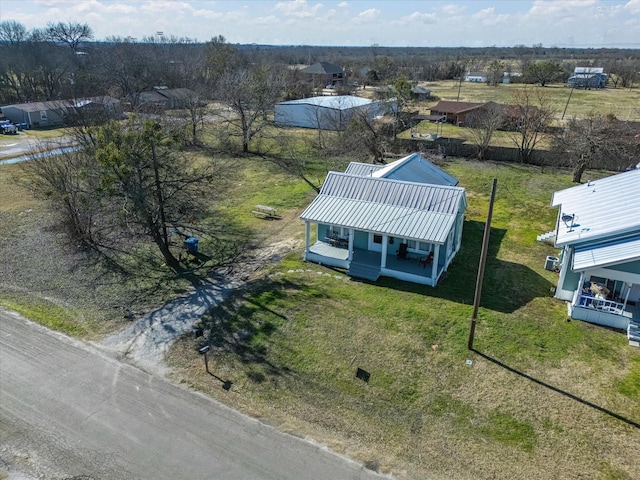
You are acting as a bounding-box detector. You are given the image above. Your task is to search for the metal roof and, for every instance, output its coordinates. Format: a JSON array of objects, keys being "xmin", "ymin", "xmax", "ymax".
[
  {"xmin": 345, "ymin": 162, "xmax": 385, "ymax": 176},
  {"xmin": 301, "ymin": 172, "xmax": 466, "ymax": 243},
  {"xmin": 345, "ymin": 154, "xmax": 459, "ymax": 186},
  {"xmin": 300, "ymin": 196, "xmax": 457, "ymax": 244},
  {"xmin": 551, "ymin": 169, "xmax": 640, "ymax": 246},
  {"xmin": 277, "ymin": 95, "xmax": 372, "ymax": 110},
  {"xmin": 573, "ymin": 234, "xmax": 640, "ymax": 270},
  {"xmin": 371, "ymin": 153, "xmax": 459, "ymax": 186},
  {"xmin": 301, "ymin": 62, "xmax": 344, "ymax": 75}
]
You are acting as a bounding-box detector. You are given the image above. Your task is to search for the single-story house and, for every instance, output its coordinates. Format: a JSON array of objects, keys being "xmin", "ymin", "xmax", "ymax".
[
  {"xmin": 429, "ymin": 101, "xmax": 485, "ymax": 126},
  {"xmin": 274, "ymin": 95, "xmax": 397, "ymax": 131},
  {"xmin": 548, "ymin": 168, "xmax": 640, "ymax": 343},
  {"xmin": 301, "ymin": 62, "xmax": 346, "ymax": 88},
  {"xmin": 567, "ymin": 67, "xmax": 607, "ymax": 89},
  {"xmin": 0, "ymin": 101, "xmax": 68, "ymax": 128},
  {"xmin": 300, "ymin": 153, "xmax": 466, "ymax": 286},
  {"xmin": 464, "ymin": 72, "xmax": 488, "ymax": 83},
  {"xmin": 411, "ymin": 86, "xmax": 432, "ymax": 100},
  {"xmin": 1, "ymin": 97, "xmax": 124, "ymax": 128}
]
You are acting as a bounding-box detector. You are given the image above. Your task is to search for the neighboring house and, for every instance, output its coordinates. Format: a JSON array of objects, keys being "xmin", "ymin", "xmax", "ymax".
[
  {"xmin": 567, "ymin": 67, "xmax": 607, "ymax": 88},
  {"xmin": 548, "ymin": 168, "xmax": 640, "ymax": 343},
  {"xmin": 128, "ymin": 88, "xmax": 198, "ymax": 112},
  {"xmin": 0, "ymin": 101, "xmax": 68, "ymax": 128},
  {"xmin": 274, "ymin": 95, "xmax": 397, "ymax": 131},
  {"xmin": 411, "ymin": 86, "xmax": 432, "ymax": 100},
  {"xmin": 429, "ymin": 101, "xmax": 485, "ymax": 126},
  {"xmin": 301, "ymin": 62, "xmax": 346, "ymax": 88},
  {"xmin": 464, "ymin": 72, "xmax": 488, "ymax": 83},
  {"xmin": 1, "ymin": 96, "xmax": 123, "ymax": 128},
  {"xmin": 300, "ymin": 153, "xmax": 466, "ymax": 286}
]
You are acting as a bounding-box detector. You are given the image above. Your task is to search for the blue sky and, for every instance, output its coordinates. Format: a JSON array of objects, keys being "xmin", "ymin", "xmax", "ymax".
[{"xmin": 1, "ymin": 0, "xmax": 639, "ymax": 48}]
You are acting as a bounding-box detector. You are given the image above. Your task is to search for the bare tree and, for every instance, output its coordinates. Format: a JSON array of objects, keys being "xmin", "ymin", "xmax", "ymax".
[
  {"xmin": 553, "ymin": 115, "xmax": 640, "ymax": 183},
  {"xmin": 45, "ymin": 21, "xmax": 93, "ymax": 53},
  {"xmin": 215, "ymin": 65, "xmax": 284, "ymax": 153},
  {"xmin": 487, "ymin": 60, "xmax": 504, "ymax": 86},
  {"xmin": 466, "ymin": 102, "xmax": 505, "ymax": 159},
  {"xmin": 508, "ymin": 87, "xmax": 556, "ymax": 163}
]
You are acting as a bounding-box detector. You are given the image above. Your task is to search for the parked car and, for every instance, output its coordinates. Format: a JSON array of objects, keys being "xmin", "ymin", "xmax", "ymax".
[
  {"xmin": 1, "ymin": 120, "xmax": 17, "ymax": 134},
  {"xmin": 325, "ymin": 84, "xmax": 334, "ymax": 89}
]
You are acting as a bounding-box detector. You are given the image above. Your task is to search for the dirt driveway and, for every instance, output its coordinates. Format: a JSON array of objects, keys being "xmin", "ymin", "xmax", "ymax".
[{"xmin": 0, "ymin": 131, "xmax": 74, "ymax": 161}]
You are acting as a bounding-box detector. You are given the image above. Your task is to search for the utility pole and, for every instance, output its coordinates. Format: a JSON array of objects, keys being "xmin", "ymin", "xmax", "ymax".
[{"xmin": 468, "ymin": 178, "xmax": 497, "ymax": 350}]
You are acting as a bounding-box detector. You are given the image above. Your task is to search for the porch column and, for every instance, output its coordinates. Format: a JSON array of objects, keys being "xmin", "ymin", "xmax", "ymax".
[
  {"xmin": 573, "ymin": 271, "xmax": 585, "ymax": 306},
  {"xmin": 304, "ymin": 221, "xmax": 310, "ymax": 260},
  {"xmin": 348, "ymin": 228, "xmax": 354, "ymax": 261},
  {"xmin": 381, "ymin": 235, "xmax": 388, "ymax": 268},
  {"xmin": 623, "ymin": 282, "xmax": 632, "ymax": 309},
  {"xmin": 431, "ymin": 245, "xmax": 440, "ymax": 285}
]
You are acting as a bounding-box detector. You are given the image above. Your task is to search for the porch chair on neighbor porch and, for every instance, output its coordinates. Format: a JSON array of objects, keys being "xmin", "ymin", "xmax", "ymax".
[
  {"xmin": 419, "ymin": 252, "xmax": 434, "ymax": 268},
  {"xmin": 397, "ymin": 243, "xmax": 408, "ymax": 260}
]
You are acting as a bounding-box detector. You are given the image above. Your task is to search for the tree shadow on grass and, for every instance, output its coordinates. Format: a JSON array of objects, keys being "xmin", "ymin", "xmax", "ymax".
[
  {"xmin": 376, "ymin": 220, "xmax": 555, "ymax": 314},
  {"xmin": 472, "ymin": 348, "xmax": 640, "ymax": 429}
]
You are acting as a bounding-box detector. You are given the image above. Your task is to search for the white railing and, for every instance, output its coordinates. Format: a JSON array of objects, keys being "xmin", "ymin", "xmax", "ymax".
[{"xmin": 577, "ymin": 295, "xmax": 626, "ymax": 315}]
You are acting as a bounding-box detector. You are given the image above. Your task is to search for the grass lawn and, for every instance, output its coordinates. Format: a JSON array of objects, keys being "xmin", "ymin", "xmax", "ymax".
[{"xmin": 165, "ymin": 159, "xmax": 640, "ymax": 480}]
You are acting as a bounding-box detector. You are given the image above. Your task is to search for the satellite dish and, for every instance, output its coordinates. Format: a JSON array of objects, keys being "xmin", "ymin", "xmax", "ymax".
[{"xmin": 561, "ymin": 213, "xmax": 575, "ymax": 231}]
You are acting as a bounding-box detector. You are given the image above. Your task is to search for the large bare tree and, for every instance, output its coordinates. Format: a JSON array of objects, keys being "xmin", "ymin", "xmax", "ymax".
[
  {"xmin": 466, "ymin": 102, "xmax": 505, "ymax": 159},
  {"xmin": 553, "ymin": 115, "xmax": 640, "ymax": 183},
  {"xmin": 508, "ymin": 87, "xmax": 556, "ymax": 163}
]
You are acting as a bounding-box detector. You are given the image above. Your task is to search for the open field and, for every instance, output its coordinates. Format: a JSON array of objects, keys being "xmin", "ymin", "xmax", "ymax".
[
  {"xmin": 1, "ymin": 138, "xmax": 639, "ymax": 479},
  {"xmin": 413, "ymin": 80, "xmax": 640, "ymax": 122}
]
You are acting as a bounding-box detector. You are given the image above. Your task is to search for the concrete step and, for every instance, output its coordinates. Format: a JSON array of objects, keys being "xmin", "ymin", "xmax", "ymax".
[{"xmin": 348, "ymin": 262, "xmax": 380, "ymax": 282}]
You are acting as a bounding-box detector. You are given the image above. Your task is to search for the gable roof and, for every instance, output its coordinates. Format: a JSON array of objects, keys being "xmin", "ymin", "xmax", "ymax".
[
  {"xmin": 345, "ymin": 154, "xmax": 458, "ymax": 186},
  {"xmin": 430, "ymin": 101, "xmax": 485, "ymax": 114},
  {"xmin": 3, "ymin": 100, "xmax": 68, "ymax": 113},
  {"xmin": 301, "ymin": 172, "xmax": 466, "ymax": 243},
  {"xmin": 573, "ymin": 233, "xmax": 640, "ymax": 270},
  {"xmin": 552, "ymin": 169, "xmax": 640, "ymax": 247},
  {"xmin": 301, "ymin": 62, "xmax": 344, "ymax": 75}
]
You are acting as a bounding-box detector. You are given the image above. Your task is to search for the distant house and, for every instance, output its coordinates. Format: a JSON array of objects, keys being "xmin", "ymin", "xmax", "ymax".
[
  {"xmin": 429, "ymin": 101, "xmax": 485, "ymax": 126},
  {"xmin": 567, "ymin": 67, "xmax": 607, "ymax": 89},
  {"xmin": 300, "ymin": 153, "xmax": 466, "ymax": 286},
  {"xmin": 301, "ymin": 62, "xmax": 346, "ymax": 88},
  {"xmin": 274, "ymin": 95, "xmax": 397, "ymax": 131},
  {"xmin": 129, "ymin": 88, "xmax": 199, "ymax": 112},
  {"xmin": 0, "ymin": 96, "xmax": 122, "ymax": 128},
  {"xmin": 464, "ymin": 72, "xmax": 488, "ymax": 83},
  {"xmin": 548, "ymin": 169, "xmax": 640, "ymax": 343},
  {"xmin": 0, "ymin": 101, "xmax": 67, "ymax": 128},
  {"xmin": 411, "ymin": 86, "xmax": 432, "ymax": 100}
]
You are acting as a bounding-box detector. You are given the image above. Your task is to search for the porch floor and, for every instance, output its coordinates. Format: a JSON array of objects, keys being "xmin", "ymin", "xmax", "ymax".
[{"xmin": 308, "ymin": 241, "xmax": 434, "ymax": 279}]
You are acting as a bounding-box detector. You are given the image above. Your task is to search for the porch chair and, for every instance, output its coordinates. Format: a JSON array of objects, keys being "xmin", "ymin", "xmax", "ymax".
[
  {"xmin": 397, "ymin": 243, "xmax": 408, "ymax": 260},
  {"xmin": 419, "ymin": 252, "xmax": 434, "ymax": 268}
]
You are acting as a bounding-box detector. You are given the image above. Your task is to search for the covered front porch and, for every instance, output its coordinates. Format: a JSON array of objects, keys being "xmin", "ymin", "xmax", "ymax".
[{"xmin": 305, "ymin": 240, "xmax": 441, "ymax": 286}]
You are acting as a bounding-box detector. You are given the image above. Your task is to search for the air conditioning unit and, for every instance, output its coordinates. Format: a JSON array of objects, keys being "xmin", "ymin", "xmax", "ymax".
[{"xmin": 545, "ymin": 256, "xmax": 559, "ymax": 271}]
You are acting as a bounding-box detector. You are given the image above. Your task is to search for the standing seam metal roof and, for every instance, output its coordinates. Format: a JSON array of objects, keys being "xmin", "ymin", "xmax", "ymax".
[{"xmin": 551, "ymin": 169, "xmax": 640, "ymax": 246}]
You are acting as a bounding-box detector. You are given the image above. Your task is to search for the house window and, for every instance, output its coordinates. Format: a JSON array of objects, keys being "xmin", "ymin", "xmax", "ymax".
[
  {"xmin": 40, "ymin": 111, "xmax": 48, "ymax": 120},
  {"xmin": 329, "ymin": 226, "xmax": 348, "ymax": 238},
  {"xmin": 373, "ymin": 234, "xmax": 382, "ymax": 244}
]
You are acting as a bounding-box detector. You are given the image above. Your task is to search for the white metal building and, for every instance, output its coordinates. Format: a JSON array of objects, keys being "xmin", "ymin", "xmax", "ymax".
[{"xmin": 274, "ymin": 95, "xmax": 396, "ymax": 131}]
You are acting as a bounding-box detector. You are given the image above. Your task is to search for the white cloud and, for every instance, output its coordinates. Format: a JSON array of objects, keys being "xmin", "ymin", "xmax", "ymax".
[
  {"xmin": 337, "ymin": 1, "xmax": 348, "ymax": 7},
  {"xmin": 625, "ymin": 0, "xmax": 640, "ymax": 14},
  {"xmin": 275, "ymin": 0, "xmax": 323, "ymax": 18},
  {"xmin": 356, "ymin": 8, "xmax": 380, "ymax": 21},
  {"xmin": 441, "ymin": 4, "xmax": 466, "ymax": 15},
  {"xmin": 402, "ymin": 11, "xmax": 437, "ymax": 24}
]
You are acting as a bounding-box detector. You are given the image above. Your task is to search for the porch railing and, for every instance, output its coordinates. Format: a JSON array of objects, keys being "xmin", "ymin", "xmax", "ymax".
[{"xmin": 577, "ymin": 294, "xmax": 626, "ymax": 315}]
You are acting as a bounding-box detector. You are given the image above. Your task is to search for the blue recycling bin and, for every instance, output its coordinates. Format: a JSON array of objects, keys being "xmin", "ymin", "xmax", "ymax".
[{"xmin": 184, "ymin": 237, "xmax": 198, "ymax": 253}]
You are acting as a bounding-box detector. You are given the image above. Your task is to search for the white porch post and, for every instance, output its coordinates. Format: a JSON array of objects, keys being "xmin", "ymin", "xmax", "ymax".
[
  {"xmin": 573, "ymin": 271, "xmax": 585, "ymax": 305},
  {"xmin": 623, "ymin": 282, "xmax": 632, "ymax": 309},
  {"xmin": 431, "ymin": 245, "xmax": 440, "ymax": 285},
  {"xmin": 304, "ymin": 221, "xmax": 310, "ymax": 260},
  {"xmin": 381, "ymin": 235, "xmax": 388, "ymax": 268},
  {"xmin": 348, "ymin": 228, "xmax": 354, "ymax": 261}
]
